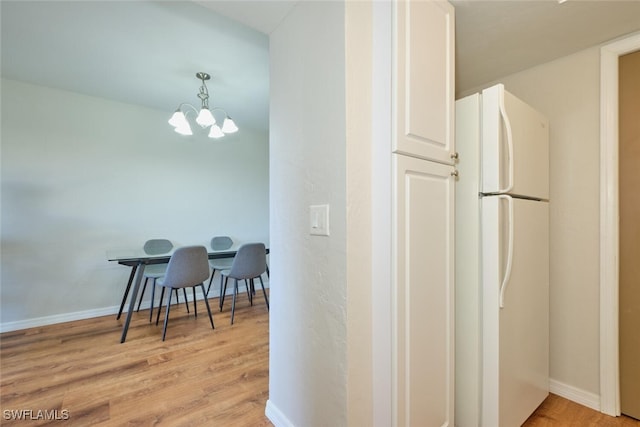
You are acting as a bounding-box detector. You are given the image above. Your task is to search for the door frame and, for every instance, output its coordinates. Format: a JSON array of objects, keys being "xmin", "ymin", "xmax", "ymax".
[{"xmin": 599, "ymin": 31, "xmax": 640, "ymax": 417}]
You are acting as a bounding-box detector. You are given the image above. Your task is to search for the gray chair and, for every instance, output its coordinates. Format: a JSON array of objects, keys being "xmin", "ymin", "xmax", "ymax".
[
  {"xmin": 155, "ymin": 246, "xmax": 214, "ymax": 341},
  {"xmin": 220, "ymin": 243, "xmax": 269, "ymax": 324},
  {"xmin": 135, "ymin": 239, "xmax": 189, "ymax": 321},
  {"xmin": 205, "ymin": 236, "xmax": 235, "ymax": 308}
]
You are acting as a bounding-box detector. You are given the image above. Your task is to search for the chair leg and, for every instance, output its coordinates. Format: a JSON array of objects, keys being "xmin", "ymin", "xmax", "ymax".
[
  {"xmin": 149, "ymin": 279, "xmax": 157, "ymax": 322},
  {"xmin": 231, "ymin": 278, "xmax": 238, "ymax": 325},
  {"xmin": 220, "ymin": 276, "xmax": 228, "ymax": 311},
  {"xmin": 192, "ymin": 287, "xmax": 198, "ymax": 318},
  {"xmin": 206, "ymin": 269, "xmax": 217, "ymax": 297},
  {"xmin": 161, "ymin": 287, "xmax": 173, "ymax": 341},
  {"xmin": 199, "ymin": 284, "xmax": 215, "ymax": 330},
  {"xmin": 136, "ymin": 278, "xmax": 149, "ymax": 312},
  {"xmin": 171, "ymin": 288, "xmax": 188, "ymax": 313},
  {"xmin": 245, "ymin": 279, "xmax": 253, "ymax": 306},
  {"xmin": 266, "ymin": 263, "xmax": 270, "ymax": 278},
  {"xmin": 259, "ymin": 276, "xmax": 269, "ymax": 310},
  {"xmin": 182, "ymin": 288, "xmax": 189, "ymax": 313},
  {"xmin": 156, "ymin": 287, "xmax": 166, "ymax": 326}
]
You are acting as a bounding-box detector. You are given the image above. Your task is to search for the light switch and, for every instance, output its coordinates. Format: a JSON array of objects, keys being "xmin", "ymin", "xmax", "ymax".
[{"xmin": 309, "ymin": 204, "xmax": 330, "ymax": 236}]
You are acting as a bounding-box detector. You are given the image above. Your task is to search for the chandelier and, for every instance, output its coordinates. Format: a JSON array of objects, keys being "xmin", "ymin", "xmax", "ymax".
[{"xmin": 168, "ymin": 72, "xmax": 238, "ymax": 138}]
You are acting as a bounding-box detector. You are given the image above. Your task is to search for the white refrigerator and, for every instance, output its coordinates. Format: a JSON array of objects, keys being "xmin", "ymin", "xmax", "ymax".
[{"xmin": 455, "ymin": 84, "xmax": 550, "ymax": 427}]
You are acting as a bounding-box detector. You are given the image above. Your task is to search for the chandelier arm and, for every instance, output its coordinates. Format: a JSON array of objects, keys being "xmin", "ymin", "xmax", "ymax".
[
  {"xmin": 209, "ymin": 107, "xmax": 230, "ymax": 117},
  {"xmin": 176, "ymin": 103, "xmax": 199, "ymax": 116}
]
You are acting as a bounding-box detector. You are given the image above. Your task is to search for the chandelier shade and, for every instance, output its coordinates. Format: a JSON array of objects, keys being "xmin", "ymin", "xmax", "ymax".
[
  {"xmin": 174, "ymin": 123, "xmax": 193, "ymax": 136},
  {"xmin": 208, "ymin": 125, "xmax": 225, "ymax": 138},
  {"xmin": 168, "ymin": 72, "xmax": 238, "ymax": 139},
  {"xmin": 221, "ymin": 117, "xmax": 239, "ymax": 133},
  {"xmin": 168, "ymin": 110, "xmax": 188, "ymax": 128},
  {"xmin": 196, "ymin": 108, "xmax": 216, "ymax": 127}
]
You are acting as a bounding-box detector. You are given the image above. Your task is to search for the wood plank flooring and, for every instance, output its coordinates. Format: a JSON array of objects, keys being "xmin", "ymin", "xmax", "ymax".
[
  {"xmin": 1, "ymin": 292, "xmax": 271, "ymax": 426},
  {"xmin": 524, "ymin": 393, "xmax": 639, "ymax": 426},
  {"xmin": 2, "ymin": 292, "xmax": 639, "ymax": 426}
]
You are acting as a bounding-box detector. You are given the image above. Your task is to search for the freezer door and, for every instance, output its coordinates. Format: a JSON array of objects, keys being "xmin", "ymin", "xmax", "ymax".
[
  {"xmin": 481, "ymin": 195, "xmax": 549, "ymax": 427},
  {"xmin": 481, "ymin": 84, "xmax": 549, "ymax": 200}
]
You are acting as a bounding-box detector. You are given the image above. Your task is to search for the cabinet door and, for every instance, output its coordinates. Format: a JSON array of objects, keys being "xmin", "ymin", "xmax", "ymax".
[
  {"xmin": 393, "ymin": 0, "xmax": 455, "ymax": 164},
  {"xmin": 393, "ymin": 154, "xmax": 455, "ymax": 427}
]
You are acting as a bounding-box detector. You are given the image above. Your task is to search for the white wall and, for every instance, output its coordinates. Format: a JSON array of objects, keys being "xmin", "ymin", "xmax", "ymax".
[
  {"xmin": 461, "ymin": 46, "xmax": 602, "ymax": 401},
  {"xmin": 1, "ymin": 78, "xmax": 269, "ymax": 330},
  {"xmin": 267, "ymin": 1, "xmax": 348, "ymax": 426}
]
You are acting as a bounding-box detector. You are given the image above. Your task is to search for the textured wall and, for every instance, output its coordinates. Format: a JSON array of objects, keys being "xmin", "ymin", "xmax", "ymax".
[{"xmin": 268, "ymin": 1, "xmax": 348, "ymax": 425}]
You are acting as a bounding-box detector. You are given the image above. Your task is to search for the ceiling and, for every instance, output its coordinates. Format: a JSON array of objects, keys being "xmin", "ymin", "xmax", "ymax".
[
  {"xmin": 451, "ymin": 0, "xmax": 640, "ymax": 94},
  {"xmin": 2, "ymin": 1, "xmax": 640, "ymax": 134},
  {"xmin": 0, "ymin": 1, "xmax": 271, "ymax": 133}
]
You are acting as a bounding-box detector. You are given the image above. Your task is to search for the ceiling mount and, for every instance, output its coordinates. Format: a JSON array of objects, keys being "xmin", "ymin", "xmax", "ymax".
[{"xmin": 196, "ymin": 72, "xmax": 211, "ymax": 81}]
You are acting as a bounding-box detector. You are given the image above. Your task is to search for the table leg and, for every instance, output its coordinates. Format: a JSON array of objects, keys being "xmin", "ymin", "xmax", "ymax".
[
  {"xmin": 117, "ymin": 265, "xmax": 138, "ymax": 320},
  {"xmin": 120, "ymin": 263, "xmax": 146, "ymax": 343}
]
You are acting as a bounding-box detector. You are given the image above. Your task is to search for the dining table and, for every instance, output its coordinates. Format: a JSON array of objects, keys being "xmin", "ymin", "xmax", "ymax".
[{"xmin": 107, "ymin": 245, "xmax": 263, "ymax": 343}]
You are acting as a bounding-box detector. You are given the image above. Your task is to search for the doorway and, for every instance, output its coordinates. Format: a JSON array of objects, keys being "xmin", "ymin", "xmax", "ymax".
[
  {"xmin": 600, "ymin": 33, "xmax": 640, "ymax": 416},
  {"xmin": 619, "ymin": 49, "xmax": 640, "ymax": 420}
]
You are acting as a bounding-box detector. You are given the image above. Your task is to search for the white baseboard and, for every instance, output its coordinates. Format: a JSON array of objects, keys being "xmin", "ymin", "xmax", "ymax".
[
  {"xmin": 265, "ymin": 399, "xmax": 295, "ymax": 427},
  {"xmin": 0, "ymin": 306, "xmax": 120, "ymax": 334},
  {"xmin": 0, "ymin": 281, "xmax": 269, "ymax": 334},
  {"xmin": 550, "ymin": 378, "xmax": 601, "ymax": 412}
]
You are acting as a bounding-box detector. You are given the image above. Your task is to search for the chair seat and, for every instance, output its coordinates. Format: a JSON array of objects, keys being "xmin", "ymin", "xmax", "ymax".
[
  {"xmin": 143, "ymin": 264, "xmax": 168, "ymax": 278},
  {"xmin": 206, "ymin": 260, "xmax": 234, "ymax": 300},
  {"xmin": 209, "ymin": 258, "xmax": 233, "ymax": 270},
  {"xmin": 131, "ymin": 239, "xmax": 174, "ymax": 318}
]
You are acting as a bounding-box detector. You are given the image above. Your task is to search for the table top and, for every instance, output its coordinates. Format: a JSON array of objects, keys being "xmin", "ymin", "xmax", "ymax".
[
  {"xmin": 107, "ymin": 246, "xmax": 240, "ymax": 263},
  {"xmin": 107, "ymin": 245, "xmax": 268, "ymax": 264}
]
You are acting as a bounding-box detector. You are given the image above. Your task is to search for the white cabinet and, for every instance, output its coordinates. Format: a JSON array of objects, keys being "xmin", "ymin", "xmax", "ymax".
[
  {"xmin": 393, "ymin": 154, "xmax": 455, "ymax": 427},
  {"xmin": 391, "ymin": 1, "xmax": 456, "ymax": 426},
  {"xmin": 393, "ymin": 0, "xmax": 455, "ymax": 165}
]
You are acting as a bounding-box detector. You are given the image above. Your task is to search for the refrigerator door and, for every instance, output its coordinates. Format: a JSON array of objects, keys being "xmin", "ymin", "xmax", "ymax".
[
  {"xmin": 481, "ymin": 195, "xmax": 549, "ymax": 427},
  {"xmin": 481, "ymin": 84, "xmax": 549, "ymax": 200}
]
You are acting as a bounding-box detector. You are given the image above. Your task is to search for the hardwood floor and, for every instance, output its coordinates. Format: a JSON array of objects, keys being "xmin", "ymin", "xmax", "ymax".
[
  {"xmin": 1, "ymin": 292, "xmax": 271, "ymax": 426},
  {"xmin": 2, "ymin": 293, "xmax": 639, "ymax": 426},
  {"xmin": 524, "ymin": 393, "xmax": 639, "ymax": 427}
]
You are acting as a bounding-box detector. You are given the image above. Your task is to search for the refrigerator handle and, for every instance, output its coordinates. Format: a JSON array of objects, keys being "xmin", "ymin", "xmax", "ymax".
[
  {"xmin": 498, "ymin": 195, "xmax": 514, "ymax": 308},
  {"xmin": 498, "ymin": 89, "xmax": 514, "ymax": 193}
]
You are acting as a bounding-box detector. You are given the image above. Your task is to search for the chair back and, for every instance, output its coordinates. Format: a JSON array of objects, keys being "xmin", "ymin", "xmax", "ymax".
[
  {"xmin": 144, "ymin": 239, "xmax": 173, "ymax": 255},
  {"xmin": 211, "ymin": 236, "xmax": 233, "ymax": 250},
  {"xmin": 228, "ymin": 243, "xmax": 266, "ymax": 280},
  {"xmin": 161, "ymin": 246, "xmax": 210, "ymax": 289}
]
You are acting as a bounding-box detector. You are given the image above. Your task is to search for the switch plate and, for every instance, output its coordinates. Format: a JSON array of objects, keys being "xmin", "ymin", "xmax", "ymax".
[{"xmin": 309, "ymin": 204, "xmax": 330, "ymax": 236}]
